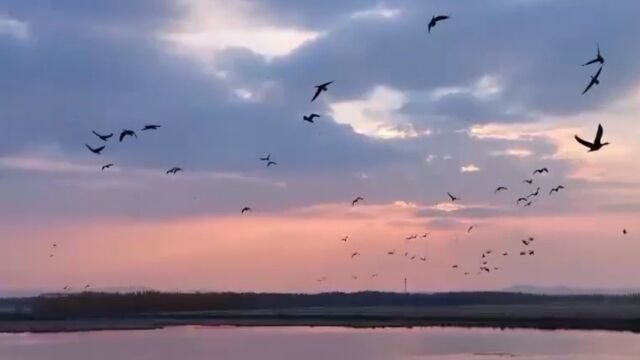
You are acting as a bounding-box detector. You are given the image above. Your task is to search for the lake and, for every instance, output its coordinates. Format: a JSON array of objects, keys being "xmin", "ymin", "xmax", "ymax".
[{"xmin": 0, "ymin": 326, "xmax": 639, "ymax": 359}]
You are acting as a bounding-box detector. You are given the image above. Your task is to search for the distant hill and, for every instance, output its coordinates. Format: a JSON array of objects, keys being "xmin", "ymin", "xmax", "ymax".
[
  {"xmin": 0, "ymin": 286, "xmax": 154, "ymax": 298},
  {"xmin": 505, "ymin": 285, "xmax": 640, "ymax": 295}
]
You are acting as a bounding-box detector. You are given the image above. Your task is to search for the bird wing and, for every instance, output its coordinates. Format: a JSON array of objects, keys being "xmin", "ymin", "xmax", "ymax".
[
  {"xmin": 582, "ymin": 79, "xmax": 595, "ymax": 95},
  {"xmin": 582, "ymin": 59, "xmax": 598, "ymax": 66},
  {"xmin": 435, "ymin": 15, "xmax": 449, "ymax": 21},
  {"xmin": 311, "ymin": 87, "xmax": 323, "ymax": 102},
  {"xmin": 593, "ymin": 66, "xmax": 603, "ymax": 79},
  {"xmin": 595, "ymin": 123, "xmax": 604, "ymax": 143},
  {"xmin": 574, "ymin": 135, "xmax": 594, "ymax": 148},
  {"xmin": 119, "ymin": 132, "xmax": 126, "ymax": 141}
]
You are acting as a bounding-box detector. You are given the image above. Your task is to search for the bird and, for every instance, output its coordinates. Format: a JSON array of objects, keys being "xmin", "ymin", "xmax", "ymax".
[
  {"xmin": 371, "ymin": 274, "xmax": 378, "ymax": 278},
  {"xmin": 575, "ymin": 123, "xmax": 609, "ymax": 152},
  {"xmin": 529, "ymin": 250, "xmax": 535, "ymax": 256},
  {"xmin": 420, "ymin": 257, "xmax": 427, "ymax": 262},
  {"xmin": 482, "ymin": 254, "xmax": 486, "ymax": 259},
  {"xmin": 166, "ymin": 167, "xmax": 183, "ymax": 175},
  {"xmin": 517, "ymin": 197, "xmax": 528, "ymax": 204},
  {"xmin": 303, "ymin": 113, "xmax": 320, "ymax": 123},
  {"xmin": 92, "ymin": 131, "xmax": 113, "ymax": 142},
  {"xmin": 119, "ymin": 129, "xmax": 137, "ymax": 142},
  {"xmin": 403, "ymin": 252, "xmax": 409, "ymax": 257},
  {"xmin": 481, "ymin": 267, "xmax": 491, "ymax": 273},
  {"xmin": 84, "ymin": 284, "xmax": 91, "ymax": 289},
  {"xmin": 341, "ymin": 236, "xmax": 349, "ymax": 242},
  {"xmin": 533, "ymin": 168, "xmax": 549, "ymax": 175},
  {"xmin": 266, "ymin": 161, "xmax": 277, "ymax": 167},
  {"xmin": 101, "ymin": 163, "xmax": 114, "ymax": 171},
  {"xmin": 406, "ymin": 234, "xmax": 418, "ymax": 240},
  {"xmin": 528, "ymin": 237, "xmax": 535, "ymax": 242},
  {"xmin": 49, "ymin": 254, "xmax": 54, "ymax": 258},
  {"xmin": 522, "ymin": 239, "xmax": 531, "ymax": 246},
  {"xmin": 520, "ymin": 251, "xmax": 526, "ymax": 256},
  {"xmin": 422, "ymin": 232, "xmax": 430, "ymax": 238},
  {"xmin": 387, "ymin": 250, "xmax": 396, "ymax": 255},
  {"xmin": 623, "ymin": 229, "xmax": 628, "ymax": 235},
  {"xmin": 447, "ymin": 192, "xmax": 459, "ymax": 202},
  {"xmin": 549, "ymin": 185, "xmax": 565, "ymax": 195},
  {"xmin": 486, "ymin": 250, "xmax": 493, "ymax": 255},
  {"xmin": 467, "ymin": 225, "xmax": 475, "ymax": 233},
  {"xmin": 582, "ymin": 43, "xmax": 604, "ymax": 67},
  {"xmin": 527, "ymin": 187, "xmax": 541, "ymax": 198},
  {"xmin": 259, "ymin": 153, "xmax": 271, "ymax": 162},
  {"xmin": 502, "ymin": 252, "xmax": 508, "ymax": 256},
  {"xmin": 85, "ymin": 144, "xmax": 105, "ymax": 155},
  {"xmin": 241, "ymin": 207, "xmax": 252, "ymax": 214},
  {"xmin": 524, "ymin": 201, "xmax": 533, "ymax": 207},
  {"xmin": 52, "ymin": 243, "xmax": 58, "ymax": 248},
  {"xmin": 464, "ymin": 272, "xmax": 470, "ymax": 276},
  {"xmin": 410, "ymin": 255, "xmax": 416, "ymax": 260},
  {"xmin": 351, "ymin": 196, "xmax": 364, "ymax": 206},
  {"xmin": 351, "ymin": 252, "xmax": 360, "ymax": 259},
  {"xmin": 582, "ymin": 66, "xmax": 603, "ymax": 95},
  {"xmin": 523, "ymin": 179, "xmax": 533, "ymax": 184},
  {"xmin": 494, "ymin": 186, "xmax": 508, "ymax": 194},
  {"xmin": 311, "ymin": 81, "xmax": 333, "ymax": 102},
  {"xmin": 141, "ymin": 124, "xmax": 161, "ymax": 131},
  {"xmin": 452, "ymin": 265, "xmax": 459, "ymax": 269},
  {"xmin": 63, "ymin": 286, "xmax": 71, "ymax": 291},
  {"xmin": 428, "ymin": 15, "xmax": 450, "ymax": 33}
]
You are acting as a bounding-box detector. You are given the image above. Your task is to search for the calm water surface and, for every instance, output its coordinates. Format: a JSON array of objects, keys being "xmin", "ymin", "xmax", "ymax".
[{"xmin": 0, "ymin": 326, "xmax": 639, "ymax": 359}]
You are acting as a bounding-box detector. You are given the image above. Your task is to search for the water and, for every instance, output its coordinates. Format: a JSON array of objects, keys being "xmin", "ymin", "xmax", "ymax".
[{"xmin": 0, "ymin": 326, "xmax": 639, "ymax": 359}]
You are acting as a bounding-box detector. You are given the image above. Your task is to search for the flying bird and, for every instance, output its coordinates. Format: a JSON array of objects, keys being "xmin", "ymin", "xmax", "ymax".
[
  {"xmin": 351, "ymin": 252, "xmax": 360, "ymax": 259},
  {"xmin": 259, "ymin": 153, "xmax": 271, "ymax": 161},
  {"xmin": 371, "ymin": 274, "xmax": 378, "ymax": 278},
  {"xmin": 623, "ymin": 229, "xmax": 628, "ymax": 235},
  {"xmin": 420, "ymin": 257, "xmax": 427, "ymax": 262},
  {"xmin": 494, "ymin": 186, "xmax": 508, "ymax": 194},
  {"xmin": 517, "ymin": 197, "xmax": 528, "ymax": 204},
  {"xmin": 527, "ymin": 187, "xmax": 541, "ymax": 198},
  {"xmin": 119, "ymin": 129, "xmax": 137, "ymax": 142},
  {"xmin": 447, "ymin": 192, "xmax": 459, "ymax": 202},
  {"xmin": 523, "ymin": 179, "xmax": 533, "ymax": 185},
  {"xmin": 387, "ymin": 250, "xmax": 396, "ymax": 255},
  {"xmin": 351, "ymin": 196, "xmax": 364, "ymax": 206},
  {"xmin": 582, "ymin": 43, "xmax": 604, "ymax": 67},
  {"xmin": 575, "ymin": 123, "xmax": 609, "ymax": 152},
  {"xmin": 266, "ymin": 161, "xmax": 277, "ymax": 167},
  {"xmin": 101, "ymin": 163, "xmax": 114, "ymax": 171},
  {"xmin": 166, "ymin": 167, "xmax": 183, "ymax": 175},
  {"xmin": 241, "ymin": 207, "xmax": 252, "ymax": 214},
  {"xmin": 303, "ymin": 113, "xmax": 320, "ymax": 123},
  {"xmin": 452, "ymin": 264, "xmax": 459, "ymax": 269},
  {"xmin": 529, "ymin": 250, "xmax": 535, "ymax": 256},
  {"xmin": 410, "ymin": 255, "xmax": 416, "ymax": 261},
  {"xmin": 533, "ymin": 168, "xmax": 549, "ymax": 175},
  {"xmin": 520, "ymin": 251, "xmax": 526, "ymax": 256},
  {"xmin": 428, "ymin": 15, "xmax": 450, "ymax": 33},
  {"xmin": 311, "ymin": 81, "xmax": 333, "ymax": 102},
  {"xmin": 406, "ymin": 234, "xmax": 418, "ymax": 240},
  {"xmin": 141, "ymin": 124, "xmax": 161, "ymax": 131},
  {"xmin": 522, "ymin": 239, "xmax": 531, "ymax": 246},
  {"xmin": 422, "ymin": 232, "xmax": 430, "ymax": 238},
  {"xmin": 524, "ymin": 201, "xmax": 533, "ymax": 207},
  {"xmin": 549, "ymin": 185, "xmax": 565, "ymax": 195},
  {"xmin": 92, "ymin": 131, "xmax": 113, "ymax": 142},
  {"xmin": 85, "ymin": 144, "xmax": 105, "ymax": 155},
  {"xmin": 341, "ymin": 236, "xmax": 349, "ymax": 242},
  {"xmin": 502, "ymin": 252, "xmax": 508, "ymax": 256},
  {"xmin": 84, "ymin": 284, "xmax": 91, "ymax": 289},
  {"xmin": 467, "ymin": 225, "xmax": 475, "ymax": 233},
  {"xmin": 582, "ymin": 66, "xmax": 603, "ymax": 95}
]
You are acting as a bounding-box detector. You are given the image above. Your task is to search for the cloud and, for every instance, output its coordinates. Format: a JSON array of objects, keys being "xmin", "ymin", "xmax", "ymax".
[
  {"xmin": 0, "ymin": 14, "xmax": 30, "ymax": 42},
  {"xmin": 460, "ymin": 164, "xmax": 480, "ymax": 173}
]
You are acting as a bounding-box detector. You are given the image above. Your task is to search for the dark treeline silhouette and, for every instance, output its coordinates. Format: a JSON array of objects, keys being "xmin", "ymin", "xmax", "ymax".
[{"xmin": 13, "ymin": 291, "xmax": 640, "ymax": 319}]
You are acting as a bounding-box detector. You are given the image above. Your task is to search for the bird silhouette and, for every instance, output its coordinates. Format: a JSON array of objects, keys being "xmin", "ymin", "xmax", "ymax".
[
  {"xmin": 166, "ymin": 167, "xmax": 183, "ymax": 175},
  {"xmin": 351, "ymin": 196, "xmax": 364, "ymax": 206},
  {"xmin": 406, "ymin": 234, "xmax": 418, "ymax": 240},
  {"xmin": 311, "ymin": 81, "xmax": 333, "ymax": 102},
  {"xmin": 266, "ymin": 161, "xmax": 277, "ymax": 167},
  {"xmin": 259, "ymin": 153, "xmax": 271, "ymax": 161},
  {"xmin": 303, "ymin": 113, "xmax": 320, "ymax": 123},
  {"xmin": 524, "ymin": 201, "xmax": 533, "ymax": 207},
  {"xmin": 520, "ymin": 251, "xmax": 526, "ymax": 256},
  {"xmin": 575, "ymin": 124, "xmax": 609, "ymax": 152},
  {"xmin": 523, "ymin": 179, "xmax": 533, "ymax": 184},
  {"xmin": 533, "ymin": 168, "xmax": 549, "ymax": 175},
  {"xmin": 387, "ymin": 250, "xmax": 396, "ymax": 255},
  {"xmin": 529, "ymin": 250, "xmax": 535, "ymax": 256},
  {"xmin": 517, "ymin": 197, "xmax": 528, "ymax": 204},
  {"xmin": 502, "ymin": 252, "xmax": 508, "ymax": 256},
  {"xmin": 371, "ymin": 274, "xmax": 378, "ymax": 278},
  {"xmin": 101, "ymin": 163, "xmax": 114, "ymax": 171},
  {"xmin": 582, "ymin": 66, "xmax": 603, "ymax": 95},
  {"xmin": 467, "ymin": 225, "xmax": 475, "ymax": 233},
  {"xmin": 84, "ymin": 284, "xmax": 91, "ymax": 289},
  {"xmin": 447, "ymin": 192, "xmax": 459, "ymax": 202},
  {"xmin": 623, "ymin": 229, "xmax": 628, "ymax": 235},
  {"xmin": 341, "ymin": 236, "xmax": 349, "ymax": 242},
  {"xmin": 351, "ymin": 252, "xmax": 360, "ymax": 259},
  {"xmin": 582, "ymin": 43, "xmax": 604, "ymax": 66},
  {"xmin": 527, "ymin": 187, "xmax": 541, "ymax": 198},
  {"xmin": 549, "ymin": 185, "xmax": 565, "ymax": 195},
  {"xmin": 141, "ymin": 124, "xmax": 161, "ymax": 131},
  {"xmin": 422, "ymin": 232, "xmax": 430, "ymax": 238},
  {"xmin": 494, "ymin": 186, "xmax": 508, "ymax": 194},
  {"xmin": 410, "ymin": 255, "xmax": 416, "ymax": 260},
  {"xmin": 92, "ymin": 131, "xmax": 113, "ymax": 142},
  {"xmin": 85, "ymin": 144, "xmax": 105, "ymax": 155},
  {"xmin": 452, "ymin": 264, "xmax": 459, "ymax": 269},
  {"xmin": 428, "ymin": 15, "xmax": 450, "ymax": 33},
  {"xmin": 420, "ymin": 256, "xmax": 427, "ymax": 262},
  {"xmin": 119, "ymin": 129, "xmax": 137, "ymax": 142},
  {"xmin": 522, "ymin": 239, "xmax": 531, "ymax": 246},
  {"xmin": 241, "ymin": 207, "xmax": 252, "ymax": 214}
]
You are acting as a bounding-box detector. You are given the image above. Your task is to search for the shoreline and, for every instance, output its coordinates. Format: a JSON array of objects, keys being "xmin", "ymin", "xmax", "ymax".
[{"xmin": 2, "ymin": 315, "xmax": 640, "ymax": 334}]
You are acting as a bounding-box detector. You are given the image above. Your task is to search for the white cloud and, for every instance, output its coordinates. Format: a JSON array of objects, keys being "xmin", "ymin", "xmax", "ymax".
[
  {"xmin": 490, "ymin": 148, "xmax": 533, "ymax": 158},
  {"xmin": 0, "ymin": 14, "xmax": 30, "ymax": 42},
  {"xmin": 460, "ymin": 164, "xmax": 480, "ymax": 173},
  {"xmin": 162, "ymin": 0, "xmax": 320, "ymax": 63},
  {"xmin": 330, "ymin": 85, "xmax": 428, "ymax": 139},
  {"xmin": 350, "ymin": 7, "xmax": 402, "ymax": 20}
]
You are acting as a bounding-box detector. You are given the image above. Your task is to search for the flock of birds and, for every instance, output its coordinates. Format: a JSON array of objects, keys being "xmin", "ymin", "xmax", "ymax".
[{"xmin": 57, "ymin": 12, "xmax": 626, "ymax": 292}]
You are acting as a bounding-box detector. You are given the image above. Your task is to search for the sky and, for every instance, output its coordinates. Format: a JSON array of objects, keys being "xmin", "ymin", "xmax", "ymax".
[{"xmin": 1, "ymin": 0, "xmax": 639, "ymax": 294}]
